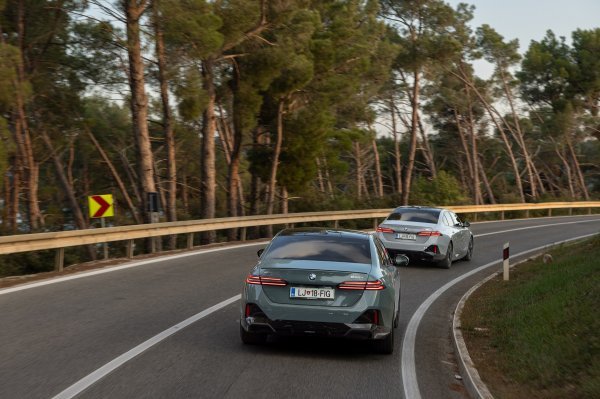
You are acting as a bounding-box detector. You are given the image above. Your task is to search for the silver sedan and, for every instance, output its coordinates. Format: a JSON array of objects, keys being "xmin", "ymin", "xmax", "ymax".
[{"xmin": 376, "ymin": 206, "xmax": 474, "ymax": 268}]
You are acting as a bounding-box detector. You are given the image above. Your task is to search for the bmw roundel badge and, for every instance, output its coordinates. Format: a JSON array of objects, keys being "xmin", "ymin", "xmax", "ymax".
[{"xmin": 309, "ymin": 273, "xmax": 316, "ymax": 280}]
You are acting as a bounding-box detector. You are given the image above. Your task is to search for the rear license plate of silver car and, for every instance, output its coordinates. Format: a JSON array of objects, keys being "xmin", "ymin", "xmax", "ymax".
[{"xmin": 396, "ymin": 233, "xmax": 416, "ymax": 240}]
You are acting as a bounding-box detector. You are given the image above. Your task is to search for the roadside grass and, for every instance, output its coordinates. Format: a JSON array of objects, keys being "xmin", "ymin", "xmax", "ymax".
[{"xmin": 461, "ymin": 235, "xmax": 600, "ymax": 399}]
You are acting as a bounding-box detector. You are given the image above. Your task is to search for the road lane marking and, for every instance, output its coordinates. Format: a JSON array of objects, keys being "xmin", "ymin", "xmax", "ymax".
[
  {"xmin": 401, "ymin": 231, "xmax": 599, "ymax": 399},
  {"xmin": 51, "ymin": 294, "xmax": 241, "ymax": 399},
  {"xmin": 0, "ymin": 242, "xmax": 267, "ymax": 296},
  {"xmin": 474, "ymin": 218, "xmax": 599, "ymax": 237}
]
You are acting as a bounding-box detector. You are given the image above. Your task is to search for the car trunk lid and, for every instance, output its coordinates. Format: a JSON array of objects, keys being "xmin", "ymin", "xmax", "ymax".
[{"xmin": 259, "ymin": 259, "xmax": 372, "ymax": 307}]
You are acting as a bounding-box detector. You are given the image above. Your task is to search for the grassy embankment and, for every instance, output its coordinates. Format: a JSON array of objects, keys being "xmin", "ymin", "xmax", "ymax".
[{"xmin": 461, "ymin": 235, "xmax": 600, "ymax": 399}]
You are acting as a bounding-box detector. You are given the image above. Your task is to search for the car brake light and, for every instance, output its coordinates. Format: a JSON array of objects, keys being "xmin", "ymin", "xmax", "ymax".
[
  {"xmin": 245, "ymin": 275, "xmax": 288, "ymax": 286},
  {"xmin": 338, "ymin": 280, "xmax": 385, "ymax": 290},
  {"xmin": 417, "ymin": 230, "xmax": 442, "ymax": 237},
  {"xmin": 376, "ymin": 226, "xmax": 394, "ymax": 233}
]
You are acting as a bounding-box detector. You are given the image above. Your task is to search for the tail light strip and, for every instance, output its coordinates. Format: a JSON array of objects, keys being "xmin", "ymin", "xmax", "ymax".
[
  {"xmin": 245, "ymin": 275, "xmax": 288, "ymax": 286},
  {"xmin": 338, "ymin": 280, "xmax": 385, "ymax": 290},
  {"xmin": 417, "ymin": 230, "xmax": 442, "ymax": 236}
]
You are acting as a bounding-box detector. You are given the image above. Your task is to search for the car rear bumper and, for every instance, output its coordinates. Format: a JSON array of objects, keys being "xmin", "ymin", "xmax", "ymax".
[
  {"xmin": 386, "ymin": 248, "xmax": 445, "ymax": 263},
  {"xmin": 241, "ymin": 315, "xmax": 391, "ymax": 340}
]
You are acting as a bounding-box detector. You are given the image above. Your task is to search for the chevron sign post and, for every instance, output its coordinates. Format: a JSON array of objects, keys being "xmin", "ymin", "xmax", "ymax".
[
  {"xmin": 88, "ymin": 194, "xmax": 114, "ymax": 260},
  {"xmin": 88, "ymin": 195, "xmax": 114, "ymax": 218}
]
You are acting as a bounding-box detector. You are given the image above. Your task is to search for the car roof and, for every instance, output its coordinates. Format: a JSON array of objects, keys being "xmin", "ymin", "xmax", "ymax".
[
  {"xmin": 277, "ymin": 227, "xmax": 371, "ymax": 240},
  {"xmin": 391, "ymin": 205, "xmax": 446, "ymax": 212}
]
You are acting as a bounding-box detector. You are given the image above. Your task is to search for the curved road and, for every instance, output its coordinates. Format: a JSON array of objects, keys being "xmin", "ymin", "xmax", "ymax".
[{"xmin": 1, "ymin": 215, "xmax": 598, "ymax": 399}]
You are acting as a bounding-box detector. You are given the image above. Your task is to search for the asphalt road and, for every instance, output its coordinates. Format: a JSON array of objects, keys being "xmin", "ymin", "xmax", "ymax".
[{"xmin": 1, "ymin": 215, "xmax": 598, "ymax": 399}]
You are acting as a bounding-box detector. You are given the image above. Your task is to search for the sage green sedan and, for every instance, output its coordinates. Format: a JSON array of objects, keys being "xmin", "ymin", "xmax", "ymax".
[{"xmin": 240, "ymin": 228, "xmax": 408, "ymax": 354}]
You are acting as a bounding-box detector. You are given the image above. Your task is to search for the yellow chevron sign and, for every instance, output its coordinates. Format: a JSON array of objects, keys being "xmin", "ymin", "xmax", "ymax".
[{"xmin": 88, "ymin": 194, "xmax": 114, "ymax": 218}]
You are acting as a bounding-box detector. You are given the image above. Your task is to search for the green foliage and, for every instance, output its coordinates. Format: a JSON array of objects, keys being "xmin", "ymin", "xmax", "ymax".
[
  {"xmin": 409, "ymin": 171, "xmax": 468, "ymax": 206},
  {"xmin": 160, "ymin": 0, "xmax": 223, "ymax": 59},
  {"xmin": 461, "ymin": 236, "xmax": 600, "ymax": 397}
]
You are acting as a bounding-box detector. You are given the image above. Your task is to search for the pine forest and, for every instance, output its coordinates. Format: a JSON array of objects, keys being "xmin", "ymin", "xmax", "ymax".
[{"xmin": 0, "ymin": 0, "xmax": 598, "ymax": 274}]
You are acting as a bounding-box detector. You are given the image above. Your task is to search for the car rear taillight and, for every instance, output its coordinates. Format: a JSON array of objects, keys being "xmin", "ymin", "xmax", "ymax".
[
  {"xmin": 376, "ymin": 226, "xmax": 394, "ymax": 233},
  {"xmin": 353, "ymin": 309, "xmax": 381, "ymax": 325},
  {"xmin": 417, "ymin": 230, "xmax": 442, "ymax": 237},
  {"xmin": 245, "ymin": 275, "xmax": 288, "ymax": 286},
  {"xmin": 338, "ymin": 280, "xmax": 385, "ymax": 290}
]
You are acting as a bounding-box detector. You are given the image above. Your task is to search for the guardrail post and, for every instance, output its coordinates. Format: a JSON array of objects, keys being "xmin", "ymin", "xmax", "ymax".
[
  {"xmin": 126, "ymin": 240, "xmax": 134, "ymax": 259},
  {"xmin": 55, "ymin": 248, "xmax": 65, "ymax": 272},
  {"xmin": 569, "ymin": 208, "xmax": 573, "ymax": 216},
  {"xmin": 525, "ymin": 210, "xmax": 530, "ymax": 219},
  {"xmin": 187, "ymin": 233, "xmax": 194, "ymax": 249},
  {"xmin": 589, "ymin": 208, "xmax": 592, "ymax": 215},
  {"xmin": 240, "ymin": 228, "xmax": 247, "ymax": 242},
  {"xmin": 548, "ymin": 209, "xmax": 552, "ymax": 217},
  {"xmin": 373, "ymin": 218, "xmax": 378, "ymax": 231},
  {"xmin": 500, "ymin": 211, "xmax": 505, "ymax": 220},
  {"xmin": 334, "ymin": 220, "xmax": 339, "ymax": 228}
]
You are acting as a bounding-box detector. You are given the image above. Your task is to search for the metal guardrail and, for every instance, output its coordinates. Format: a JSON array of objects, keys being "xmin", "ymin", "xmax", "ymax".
[{"xmin": 1, "ymin": 201, "xmax": 599, "ymax": 270}]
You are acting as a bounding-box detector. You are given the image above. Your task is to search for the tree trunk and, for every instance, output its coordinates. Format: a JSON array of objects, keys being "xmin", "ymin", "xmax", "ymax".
[
  {"xmin": 152, "ymin": 1, "xmax": 177, "ymax": 248},
  {"xmin": 117, "ymin": 148, "xmax": 142, "ymax": 204},
  {"xmin": 227, "ymin": 74, "xmax": 244, "ymax": 240},
  {"xmin": 87, "ymin": 128, "xmax": 142, "ymax": 224},
  {"xmin": 265, "ymin": 98, "xmax": 285, "ymax": 237},
  {"xmin": 417, "ymin": 112, "xmax": 436, "ymax": 178},
  {"xmin": 452, "ymin": 67, "xmax": 526, "ymax": 202},
  {"xmin": 16, "ymin": 0, "xmax": 43, "ymax": 230},
  {"xmin": 499, "ymin": 69, "xmax": 538, "ymax": 200},
  {"xmin": 566, "ymin": 133, "xmax": 590, "ymax": 200},
  {"xmin": 125, "ymin": 0, "xmax": 156, "ymax": 227},
  {"xmin": 371, "ymin": 136, "xmax": 384, "ymax": 197},
  {"xmin": 555, "ymin": 145, "xmax": 575, "ymax": 198},
  {"xmin": 453, "ymin": 109, "xmax": 475, "ymax": 196},
  {"xmin": 201, "ymin": 58, "xmax": 217, "ymax": 243},
  {"xmin": 41, "ymin": 130, "xmax": 95, "ymax": 261},
  {"xmin": 466, "ymin": 87, "xmax": 483, "ymax": 205},
  {"xmin": 477, "ymin": 156, "xmax": 496, "ymax": 204},
  {"xmin": 389, "ymin": 96, "xmax": 402, "ymax": 196},
  {"xmin": 354, "ymin": 141, "xmax": 363, "ymax": 201},
  {"xmin": 402, "ymin": 70, "xmax": 420, "ymax": 205}
]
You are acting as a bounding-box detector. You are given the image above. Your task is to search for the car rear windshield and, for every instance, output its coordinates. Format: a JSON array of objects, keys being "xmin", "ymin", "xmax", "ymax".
[
  {"xmin": 264, "ymin": 235, "xmax": 371, "ymax": 264},
  {"xmin": 386, "ymin": 208, "xmax": 441, "ymax": 224}
]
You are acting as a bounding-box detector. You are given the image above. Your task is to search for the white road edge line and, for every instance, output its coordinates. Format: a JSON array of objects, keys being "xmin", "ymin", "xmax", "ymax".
[
  {"xmin": 474, "ymin": 218, "xmax": 599, "ymax": 237},
  {"xmin": 51, "ymin": 294, "xmax": 242, "ymax": 399},
  {"xmin": 401, "ymin": 231, "xmax": 600, "ymax": 399},
  {"xmin": 0, "ymin": 241, "xmax": 268, "ymax": 296}
]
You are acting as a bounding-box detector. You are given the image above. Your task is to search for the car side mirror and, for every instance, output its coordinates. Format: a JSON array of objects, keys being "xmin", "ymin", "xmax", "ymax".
[
  {"xmin": 463, "ymin": 221, "xmax": 470, "ymax": 227},
  {"xmin": 257, "ymin": 248, "xmax": 264, "ymax": 258},
  {"xmin": 394, "ymin": 254, "xmax": 409, "ymax": 267}
]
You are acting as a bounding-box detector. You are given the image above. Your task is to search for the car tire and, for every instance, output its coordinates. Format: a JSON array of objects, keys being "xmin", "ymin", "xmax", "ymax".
[
  {"xmin": 463, "ymin": 237, "xmax": 474, "ymax": 261},
  {"xmin": 438, "ymin": 242, "xmax": 453, "ymax": 269},
  {"xmin": 373, "ymin": 327, "xmax": 394, "ymax": 355},
  {"xmin": 240, "ymin": 324, "xmax": 267, "ymax": 345}
]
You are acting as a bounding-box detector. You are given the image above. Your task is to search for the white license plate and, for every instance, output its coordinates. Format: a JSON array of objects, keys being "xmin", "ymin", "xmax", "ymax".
[
  {"xmin": 396, "ymin": 233, "xmax": 416, "ymax": 240},
  {"xmin": 290, "ymin": 287, "xmax": 335, "ymax": 300}
]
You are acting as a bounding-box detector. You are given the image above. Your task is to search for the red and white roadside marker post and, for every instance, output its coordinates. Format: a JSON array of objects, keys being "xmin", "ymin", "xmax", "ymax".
[{"xmin": 503, "ymin": 242, "xmax": 510, "ymax": 281}]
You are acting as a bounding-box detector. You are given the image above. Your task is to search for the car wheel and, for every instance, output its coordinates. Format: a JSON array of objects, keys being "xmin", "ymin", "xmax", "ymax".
[
  {"xmin": 438, "ymin": 242, "xmax": 453, "ymax": 269},
  {"xmin": 240, "ymin": 323, "xmax": 267, "ymax": 345},
  {"xmin": 373, "ymin": 327, "xmax": 394, "ymax": 355},
  {"xmin": 463, "ymin": 237, "xmax": 474, "ymax": 261}
]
